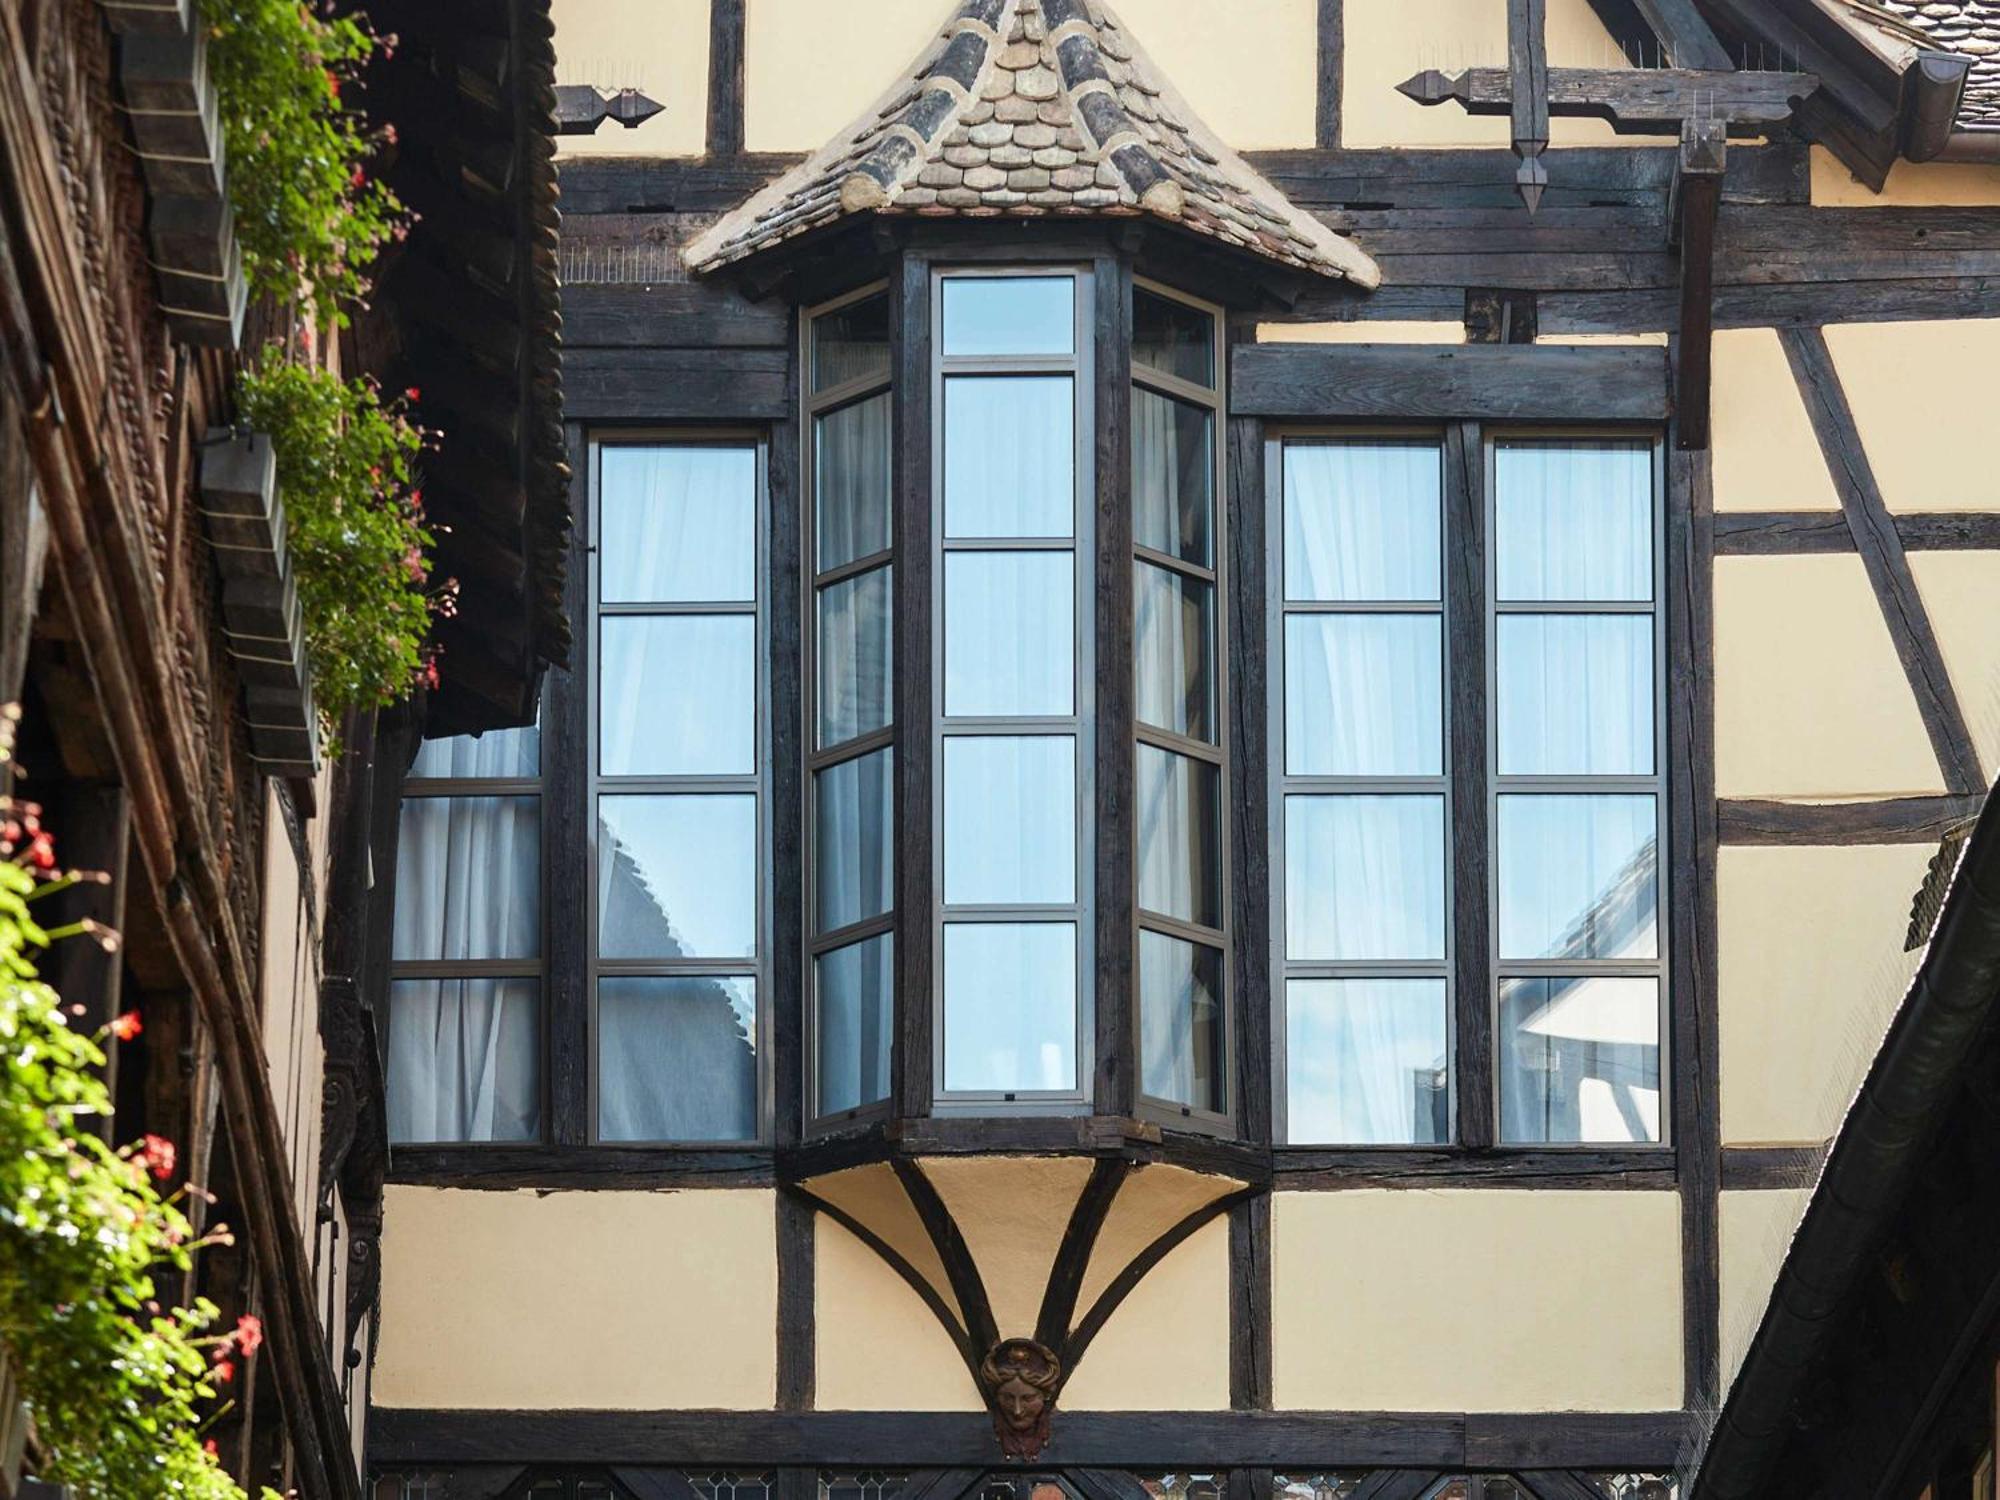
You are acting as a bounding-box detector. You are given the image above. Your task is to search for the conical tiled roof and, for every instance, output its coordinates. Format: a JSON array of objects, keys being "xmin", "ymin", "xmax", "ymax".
[{"xmin": 683, "ymin": 0, "xmax": 1379, "ymax": 285}]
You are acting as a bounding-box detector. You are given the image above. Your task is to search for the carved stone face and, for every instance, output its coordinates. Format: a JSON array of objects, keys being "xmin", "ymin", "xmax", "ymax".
[
  {"xmin": 979, "ymin": 1337, "xmax": 1062, "ymax": 1461},
  {"xmin": 993, "ymin": 1372, "xmax": 1048, "ymax": 1434}
]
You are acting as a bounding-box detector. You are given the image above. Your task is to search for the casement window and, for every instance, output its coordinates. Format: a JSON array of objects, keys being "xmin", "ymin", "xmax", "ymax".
[
  {"xmin": 1271, "ymin": 430, "xmax": 1666, "ymax": 1147},
  {"xmin": 387, "ymin": 717, "xmax": 542, "ymax": 1144}
]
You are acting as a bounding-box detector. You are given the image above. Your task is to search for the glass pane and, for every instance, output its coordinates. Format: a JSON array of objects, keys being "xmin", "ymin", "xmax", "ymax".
[
  {"xmin": 598, "ymin": 794, "xmax": 757, "ymax": 959},
  {"xmin": 600, "ymin": 615, "xmax": 754, "ymax": 775},
  {"xmin": 1137, "ymin": 744, "xmax": 1221, "ymax": 930},
  {"xmin": 392, "ymin": 796, "xmax": 540, "ymax": 959},
  {"xmin": 816, "ymin": 933, "xmax": 893, "ymax": 1117},
  {"xmin": 1495, "ymin": 440, "xmax": 1653, "ymax": 602},
  {"xmin": 1284, "ymin": 978, "xmax": 1448, "ymax": 1145},
  {"xmin": 597, "ymin": 976, "xmax": 758, "ymax": 1141},
  {"xmin": 816, "ymin": 392, "xmax": 891, "ymax": 571},
  {"xmin": 942, "ymin": 275, "xmax": 1074, "ymax": 356},
  {"xmin": 1139, "ymin": 929, "xmax": 1225, "ymax": 1113},
  {"xmin": 1283, "ymin": 441, "xmax": 1442, "ymax": 602},
  {"xmin": 1285, "ymin": 613, "xmax": 1442, "ymax": 777},
  {"xmin": 942, "ymin": 922, "xmax": 1077, "ymax": 1092},
  {"xmin": 1497, "ymin": 794, "xmax": 1658, "ymax": 960},
  {"xmin": 1134, "ymin": 286, "xmax": 1213, "ymax": 386},
  {"xmin": 600, "ymin": 446, "xmax": 756, "ymax": 603},
  {"xmin": 410, "ymin": 720, "xmax": 538, "ymax": 778},
  {"xmin": 1284, "ymin": 795, "xmax": 1445, "ymax": 961},
  {"xmin": 943, "ymin": 376, "xmax": 1074, "ymax": 538},
  {"xmin": 944, "ymin": 551, "xmax": 1074, "ymax": 717},
  {"xmin": 815, "ymin": 749, "xmax": 892, "ymax": 935},
  {"xmin": 1133, "ymin": 387, "xmax": 1213, "ymax": 566},
  {"xmin": 818, "ymin": 564, "xmax": 892, "ymax": 748},
  {"xmin": 943, "ymin": 736, "xmax": 1076, "ymax": 905},
  {"xmin": 814, "ymin": 293, "xmax": 889, "ymax": 391},
  {"xmin": 1500, "ymin": 976, "xmax": 1661, "ymax": 1143},
  {"xmin": 386, "ymin": 978, "xmax": 540, "ymax": 1143},
  {"xmin": 1497, "ymin": 614, "xmax": 1654, "ymax": 776},
  {"xmin": 1135, "ymin": 562, "xmax": 1215, "ymax": 742}
]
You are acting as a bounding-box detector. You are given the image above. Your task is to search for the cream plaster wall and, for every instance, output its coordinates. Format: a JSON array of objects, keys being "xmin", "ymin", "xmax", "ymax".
[
  {"xmin": 1074, "ymin": 1164, "xmax": 1239, "ymax": 1316},
  {"xmin": 1719, "ymin": 1188, "xmax": 1810, "ymax": 1392},
  {"xmin": 920, "ymin": 1156, "xmax": 1093, "ymax": 1339},
  {"xmin": 1711, "ymin": 328, "xmax": 1841, "ymax": 513},
  {"xmin": 1810, "ymin": 146, "xmax": 2000, "ymax": 207},
  {"xmin": 1824, "ymin": 321, "xmax": 2000, "ymax": 513},
  {"xmin": 1255, "ymin": 320, "xmax": 1466, "ymax": 344},
  {"xmin": 551, "ymin": 0, "xmax": 710, "ymax": 158},
  {"xmin": 1113, "ymin": 0, "xmax": 1317, "ymax": 149},
  {"xmin": 815, "ymin": 1215, "xmax": 984, "ymax": 1411},
  {"xmin": 802, "ymin": 1162, "xmax": 960, "ymax": 1322},
  {"xmin": 745, "ymin": 0, "xmax": 949, "ymax": 154},
  {"xmin": 1718, "ymin": 843, "xmax": 1932, "ymax": 1146},
  {"xmin": 1271, "ymin": 1190, "xmax": 1682, "ymax": 1412},
  {"xmin": 1713, "ymin": 554, "xmax": 1944, "ymax": 799},
  {"xmin": 1912, "ymin": 551, "xmax": 2000, "ymax": 777},
  {"xmin": 1061, "ymin": 1217, "xmax": 1230, "ymax": 1410},
  {"xmin": 1342, "ymin": 0, "xmax": 1644, "ymax": 149},
  {"xmin": 373, "ymin": 1186, "xmax": 777, "ymax": 1408}
]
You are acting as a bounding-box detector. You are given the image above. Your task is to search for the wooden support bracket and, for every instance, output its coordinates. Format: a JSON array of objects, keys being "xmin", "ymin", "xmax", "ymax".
[
  {"xmin": 1671, "ymin": 117, "xmax": 1725, "ymax": 450},
  {"xmin": 1398, "ymin": 64, "xmax": 1818, "ymax": 134}
]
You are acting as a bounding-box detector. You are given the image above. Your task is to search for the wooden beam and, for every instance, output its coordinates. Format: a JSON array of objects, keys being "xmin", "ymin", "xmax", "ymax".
[
  {"xmin": 1274, "ymin": 1148, "xmax": 1675, "ymax": 1189},
  {"xmin": 1716, "ymin": 511, "xmax": 2000, "ymax": 554},
  {"xmin": 1446, "ymin": 421, "xmax": 1494, "ymax": 1149},
  {"xmin": 1315, "ymin": 0, "xmax": 1341, "ymax": 146},
  {"xmin": 1227, "ymin": 1192, "xmax": 1272, "ymax": 1409},
  {"xmin": 1778, "ymin": 328, "xmax": 1986, "ymax": 796},
  {"xmin": 706, "ymin": 0, "xmax": 745, "ymax": 157},
  {"xmin": 776, "ymin": 1188, "xmax": 815, "ymax": 1410},
  {"xmin": 1036, "ymin": 1158, "xmax": 1129, "ymax": 1348},
  {"xmin": 1509, "ymin": 0, "xmax": 1551, "ymax": 210},
  {"xmin": 1400, "ymin": 65, "xmax": 1814, "ymax": 132},
  {"xmin": 1720, "ymin": 1144, "xmax": 1826, "ymax": 1189},
  {"xmin": 1673, "ymin": 118, "xmax": 1725, "ymax": 451},
  {"xmin": 1230, "ymin": 343, "xmax": 1670, "ymax": 422},
  {"xmin": 1717, "ymin": 795, "xmax": 1986, "ymax": 846},
  {"xmin": 1629, "ymin": 0, "xmax": 1735, "ymax": 70}
]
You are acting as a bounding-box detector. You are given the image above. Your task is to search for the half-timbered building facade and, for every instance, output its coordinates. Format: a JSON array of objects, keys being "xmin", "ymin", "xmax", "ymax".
[{"xmin": 365, "ymin": 2, "xmax": 2000, "ymax": 1498}]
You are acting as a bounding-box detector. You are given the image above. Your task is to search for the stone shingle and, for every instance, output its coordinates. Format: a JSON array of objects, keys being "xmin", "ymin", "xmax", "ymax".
[
  {"xmin": 1878, "ymin": 0, "xmax": 2000, "ymax": 128},
  {"xmin": 682, "ymin": 0, "xmax": 1379, "ymax": 285}
]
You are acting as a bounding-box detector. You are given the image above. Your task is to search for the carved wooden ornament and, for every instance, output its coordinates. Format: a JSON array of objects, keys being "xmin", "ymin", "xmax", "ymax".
[{"xmin": 978, "ymin": 1338, "xmax": 1062, "ymax": 1461}]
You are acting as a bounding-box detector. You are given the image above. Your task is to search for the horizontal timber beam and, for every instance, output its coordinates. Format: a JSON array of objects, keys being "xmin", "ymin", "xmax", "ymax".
[
  {"xmin": 1715, "ymin": 511, "xmax": 2000, "ymax": 553},
  {"xmin": 1717, "ymin": 795, "xmax": 1985, "ymax": 846},
  {"xmin": 1230, "ymin": 342, "xmax": 1668, "ymax": 421},
  {"xmin": 1398, "ymin": 65, "xmax": 1816, "ymax": 133},
  {"xmin": 368, "ymin": 1408, "xmax": 1695, "ymax": 1470}
]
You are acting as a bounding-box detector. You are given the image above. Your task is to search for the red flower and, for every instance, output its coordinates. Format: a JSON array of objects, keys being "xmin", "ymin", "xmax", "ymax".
[
  {"xmin": 235, "ymin": 1313, "xmax": 264, "ymax": 1356},
  {"xmin": 403, "ymin": 386, "xmax": 420, "ymax": 402},
  {"xmin": 109, "ymin": 1010, "xmax": 143, "ymax": 1042},
  {"xmin": 26, "ymin": 831, "xmax": 55, "ymax": 869},
  {"xmin": 139, "ymin": 1133, "xmax": 176, "ymax": 1180},
  {"xmin": 214, "ymin": 1358, "xmax": 235, "ymax": 1383},
  {"xmin": 204, "ymin": 1439, "xmax": 219, "ymax": 1459}
]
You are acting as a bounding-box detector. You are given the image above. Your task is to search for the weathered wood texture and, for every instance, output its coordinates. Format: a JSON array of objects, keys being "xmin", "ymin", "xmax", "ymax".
[
  {"xmin": 1231, "ymin": 344, "xmax": 1669, "ymax": 421},
  {"xmin": 1628, "ymin": 0, "xmax": 1734, "ymax": 69},
  {"xmin": 1720, "ymin": 1144, "xmax": 1826, "ymax": 1190},
  {"xmin": 1445, "ymin": 422, "xmax": 1494, "ymax": 1150},
  {"xmin": 1315, "ymin": 0, "xmax": 1341, "ymax": 147},
  {"xmin": 1274, "ymin": 1148, "xmax": 1676, "ymax": 1190},
  {"xmin": 1401, "ymin": 65, "xmax": 1814, "ymax": 131},
  {"xmin": 1226, "ymin": 413, "xmax": 1273, "ymax": 1147},
  {"xmin": 548, "ymin": 427, "xmax": 591, "ymax": 1147},
  {"xmin": 1094, "ymin": 256, "xmax": 1136, "ymax": 1118},
  {"xmin": 707, "ymin": 0, "xmax": 745, "ymax": 157},
  {"xmin": 1716, "ymin": 511, "xmax": 2000, "ymax": 553},
  {"xmin": 1717, "ymin": 795, "xmax": 1987, "ymax": 846},
  {"xmin": 776, "ymin": 1188, "xmax": 815, "ymax": 1410},
  {"xmin": 1228, "ymin": 1192, "xmax": 1272, "ymax": 1409}
]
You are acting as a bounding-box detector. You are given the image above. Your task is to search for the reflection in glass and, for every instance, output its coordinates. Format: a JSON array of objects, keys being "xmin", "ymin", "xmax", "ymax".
[
  {"xmin": 943, "ymin": 551, "xmax": 1074, "ymax": 717},
  {"xmin": 386, "ymin": 978, "xmax": 539, "ymax": 1143},
  {"xmin": 1285, "ymin": 614, "xmax": 1442, "ymax": 777},
  {"xmin": 392, "ymin": 796, "xmax": 540, "ymax": 960},
  {"xmin": 1137, "ymin": 744, "xmax": 1221, "ymax": 929},
  {"xmin": 1285, "ymin": 795, "xmax": 1446, "ymax": 961},
  {"xmin": 600, "ymin": 615, "xmax": 754, "ymax": 775},
  {"xmin": 942, "ymin": 922, "xmax": 1077, "ymax": 1093},
  {"xmin": 410, "ymin": 720, "xmax": 539, "ymax": 778},
  {"xmin": 597, "ymin": 976, "xmax": 758, "ymax": 1141},
  {"xmin": 1500, "ymin": 976, "xmax": 1661, "ymax": 1142},
  {"xmin": 818, "ymin": 565, "xmax": 892, "ymax": 747},
  {"xmin": 943, "ymin": 736, "xmax": 1076, "ymax": 905},
  {"xmin": 942, "ymin": 276, "xmax": 1074, "ymax": 357},
  {"xmin": 1497, "ymin": 614, "xmax": 1653, "ymax": 776},
  {"xmin": 1283, "ymin": 441, "xmax": 1441, "ymax": 602},
  {"xmin": 1133, "ymin": 388, "xmax": 1213, "ymax": 566},
  {"xmin": 600, "ymin": 446, "xmax": 756, "ymax": 603},
  {"xmin": 815, "ymin": 749, "xmax": 892, "ymax": 935},
  {"xmin": 817, "ymin": 934, "xmax": 893, "ymax": 1117},
  {"xmin": 1495, "ymin": 440, "xmax": 1653, "ymax": 602},
  {"xmin": 944, "ymin": 377, "xmax": 1074, "ymax": 538},
  {"xmin": 816, "ymin": 393, "xmax": 892, "ymax": 572},
  {"xmin": 1139, "ymin": 929, "xmax": 1224, "ymax": 1113},
  {"xmin": 1133, "ymin": 287, "xmax": 1213, "ymax": 387},
  {"xmin": 1135, "ymin": 562, "xmax": 1214, "ymax": 741},
  {"xmin": 814, "ymin": 293, "xmax": 890, "ymax": 391},
  {"xmin": 1497, "ymin": 795, "xmax": 1657, "ymax": 960},
  {"xmin": 597, "ymin": 794, "xmax": 757, "ymax": 959},
  {"xmin": 1285, "ymin": 978, "xmax": 1448, "ymax": 1145}
]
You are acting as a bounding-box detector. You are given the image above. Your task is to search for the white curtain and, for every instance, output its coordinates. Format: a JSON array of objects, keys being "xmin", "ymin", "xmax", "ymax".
[
  {"xmin": 1137, "ymin": 744, "xmax": 1218, "ymax": 928},
  {"xmin": 386, "ymin": 978, "xmax": 539, "ymax": 1143},
  {"xmin": 1286, "ymin": 979, "xmax": 1448, "ymax": 1144},
  {"xmin": 1133, "ymin": 387, "xmax": 1212, "ymax": 564},
  {"xmin": 598, "ymin": 446, "xmax": 755, "ymax": 603},
  {"xmin": 816, "ymin": 394, "xmax": 891, "ymax": 570},
  {"xmin": 943, "ymin": 736, "xmax": 1077, "ymax": 906},
  {"xmin": 1283, "ymin": 441, "xmax": 1441, "ymax": 602},
  {"xmin": 816, "ymin": 933, "xmax": 893, "ymax": 1115},
  {"xmin": 814, "ymin": 748, "xmax": 893, "ymax": 935},
  {"xmin": 941, "ymin": 922, "xmax": 1077, "ymax": 1093},
  {"xmin": 1285, "ymin": 795, "xmax": 1445, "ymax": 962},
  {"xmin": 1285, "ymin": 613, "xmax": 1442, "ymax": 776},
  {"xmin": 1497, "ymin": 614, "xmax": 1652, "ymax": 775},
  {"xmin": 1138, "ymin": 930, "xmax": 1223, "ymax": 1112},
  {"xmin": 1494, "ymin": 440, "xmax": 1651, "ymax": 602},
  {"xmin": 942, "ymin": 376, "xmax": 1073, "ymax": 538}
]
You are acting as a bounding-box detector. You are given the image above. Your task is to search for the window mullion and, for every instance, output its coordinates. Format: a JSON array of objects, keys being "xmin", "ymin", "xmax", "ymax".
[
  {"xmin": 1445, "ymin": 419, "xmax": 1495, "ymax": 1151},
  {"xmin": 545, "ymin": 422, "xmax": 593, "ymax": 1147},
  {"xmin": 1094, "ymin": 252, "xmax": 1136, "ymax": 1118}
]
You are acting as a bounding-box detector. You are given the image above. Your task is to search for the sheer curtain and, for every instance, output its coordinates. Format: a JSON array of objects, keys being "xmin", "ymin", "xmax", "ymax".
[
  {"xmin": 387, "ymin": 978, "xmax": 538, "ymax": 1143},
  {"xmin": 1287, "ymin": 979, "xmax": 1448, "ymax": 1144}
]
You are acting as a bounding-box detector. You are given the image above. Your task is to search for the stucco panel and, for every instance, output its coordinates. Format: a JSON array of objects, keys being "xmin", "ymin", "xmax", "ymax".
[
  {"xmin": 745, "ymin": 0, "xmax": 952, "ymax": 153},
  {"xmin": 1255, "ymin": 320, "xmax": 1466, "ymax": 344},
  {"xmin": 551, "ymin": 0, "xmax": 710, "ymax": 157},
  {"xmin": 920, "ymin": 1155, "xmax": 1094, "ymax": 1340},
  {"xmin": 1824, "ymin": 320, "xmax": 2000, "ymax": 512},
  {"xmin": 816, "ymin": 1215, "xmax": 984, "ymax": 1411},
  {"xmin": 1061, "ymin": 1216, "xmax": 1230, "ymax": 1410},
  {"xmin": 373, "ymin": 1186, "xmax": 776, "ymax": 1408},
  {"xmin": 1713, "ymin": 554, "xmax": 1945, "ymax": 799},
  {"xmin": 1271, "ymin": 1190, "xmax": 1682, "ymax": 1411},
  {"xmin": 1719, "ymin": 1188, "xmax": 1810, "ymax": 1392},
  {"xmin": 1718, "ymin": 843, "xmax": 1932, "ymax": 1146},
  {"xmin": 1912, "ymin": 551, "xmax": 2000, "ymax": 777},
  {"xmin": 1711, "ymin": 328, "xmax": 1841, "ymax": 513},
  {"xmin": 1074, "ymin": 1164, "xmax": 1240, "ymax": 1318},
  {"xmin": 1113, "ymin": 0, "xmax": 1317, "ymax": 148},
  {"xmin": 1810, "ymin": 146, "xmax": 2000, "ymax": 207}
]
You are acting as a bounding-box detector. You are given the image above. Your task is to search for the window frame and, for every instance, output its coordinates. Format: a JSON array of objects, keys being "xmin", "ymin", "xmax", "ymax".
[
  {"xmin": 584, "ymin": 428, "xmax": 775, "ymax": 1149},
  {"xmin": 1129, "ymin": 274, "xmax": 1234, "ymax": 1136},
  {"xmin": 927, "ymin": 262, "xmax": 1099, "ymax": 1116},
  {"xmin": 1265, "ymin": 421, "xmax": 1670, "ymax": 1154}
]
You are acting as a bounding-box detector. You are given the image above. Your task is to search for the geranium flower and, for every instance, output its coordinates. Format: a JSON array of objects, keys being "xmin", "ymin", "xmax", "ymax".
[{"xmin": 109, "ymin": 1010, "xmax": 143, "ymax": 1042}]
